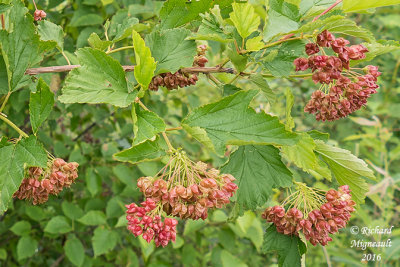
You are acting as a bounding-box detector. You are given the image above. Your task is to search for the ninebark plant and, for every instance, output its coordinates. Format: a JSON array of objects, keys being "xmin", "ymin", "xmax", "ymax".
[{"xmin": 0, "ymin": 0, "xmax": 397, "ymax": 265}]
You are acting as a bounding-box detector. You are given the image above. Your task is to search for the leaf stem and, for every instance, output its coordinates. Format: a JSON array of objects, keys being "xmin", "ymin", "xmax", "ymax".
[
  {"xmin": 166, "ymin": 126, "xmax": 183, "ymax": 131},
  {"xmin": 0, "ymin": 92, "xmax": 11, "ymax": 113},
  {"xmin": 61, "ymin": 51, "xmax": 71, "ymax": 65},
  {"xmin": 322, "ymin": 246, "xmax": 332, "ymax": 267},
  {"xmin": 106, "ymin": 46, "xmax": 135, "ymax": 55},
  {"xmin": 312, "ymin": 0, "xmax": 343, "ymax": 22},
  {"xmin": 0, "ymin": 113, "xmax": 29, "ymax": 138},
  {"xmin": 261, "ymin": 35, "xmax": 313, "ymax": 50}
]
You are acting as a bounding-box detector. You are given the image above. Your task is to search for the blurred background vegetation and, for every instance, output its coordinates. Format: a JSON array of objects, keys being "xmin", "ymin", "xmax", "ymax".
[{"xmin": 0, "ymin": 0, "xmax": 399, "ymax": 266}]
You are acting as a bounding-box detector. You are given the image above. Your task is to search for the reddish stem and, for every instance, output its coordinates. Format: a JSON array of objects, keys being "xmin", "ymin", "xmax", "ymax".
[
  {"xmin": 312, "ymin": 0, "xmax": 343, "ymax": 22},
  {"xmin": 0, "ymin": 14, "xmax": 4, "ymax": 30},
  {"xmin": 32, "ymin": 0, "xmax": 38, "ymax": 10}
]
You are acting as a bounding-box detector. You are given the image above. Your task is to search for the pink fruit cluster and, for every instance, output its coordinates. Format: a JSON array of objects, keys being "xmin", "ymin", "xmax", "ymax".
[
  {"xmin": 137, "ymin": 162, "xmax": 238, "ymax": 220},
  {"xmin": 148, "ymin": 45, "xmax": 208, "ymax": 91},
  {"xmin": 13, "ymin": 158, "xmax": 79, "ymax": 204},
  {"xmin": 126, "ymin": 199, "xmax": 178, "ymax": 247},
  {"xmin": 262, "ymin": 185, "xmax": 356, "ymax": 246},
  {"xmin": 34, "ymin": 9, "xmax": 46, "ymax": 21},
  {"xmin": 294, "ymin": 30, "xmax": 381, "ymax": 121}
]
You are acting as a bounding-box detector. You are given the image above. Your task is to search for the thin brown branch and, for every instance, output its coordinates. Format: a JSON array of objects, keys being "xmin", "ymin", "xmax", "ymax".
[
  {"xmin": 25, "ymin": 65, "xmax": 235, "ymax": 75},
  {"xmin": 312, "ymin": 0, "xmax": 343, "ymax": 22}
]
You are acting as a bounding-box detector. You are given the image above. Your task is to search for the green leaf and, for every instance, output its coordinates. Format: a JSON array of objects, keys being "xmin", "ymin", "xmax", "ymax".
[
  {"xmin": 59, "ymin": 48, "xmax": 136, "ymax": 107},
  {"xmin": 88, "ymin": 33, "xmax": 112, "ymax": 51},
  {"xmin": 112, "ymin": 17, "xmax": 139, "ymax": 42},
  {"xmin": 44, "ymin": 216, "xmax": 72, "ymax": 234},
  {"xmin": 182, "ymin": 90, "xmax": 298, "ymax": 155},
  {"xmin": 229, "ymin": 2, "xmax": 260, "ymax": 39},
  {"xmin": 65, "ymin": 236, "xmax": 85, "ymax": 267},
  {"xmin": 262, "ymin": 225, "xmax": 306, "ymax": 267},
  {"xmin": 343, "ymin": 0, "xmax": 400, "ymax": 12},
  {"xmin": 296, "ymin": 15, "xmax": 374, "ymax": 42},
  {"xmin": 132, "ymin": 30, "xmax": 156, "ymax": 89},
  {"xmin": 132, "ymin": 103, "xmax": 166, "ymax": 144},
  {"xmin": 0, "ymin": 136, "xmax": 47, "ymax": 214},
  {"xmin": 0, "ymin": 4, "xmax": 11, "ymax": 14},
  {"xmin": 321, "ymin": 16, "xmax": 375, "ymax": 42},
  {"xmin": 62, "ymin": 201, "xmax": 84, "ymax": 220},
  {"xmin": 221, "ymin": 250, "xmax": 248, "ymax": 267},
  {"xmin": 86, "ymin": 167, "xmax": 101, "ymax": 197},
  {"xmin": 106, "ymin": 196, "xmax": 124, "ymax": 218},
  {"xmin": 37, "ymin": 20, "xmax": 64, "ymax": 51},
  {"xmin": 113, "ymin": 137, "xmax": 166, "ymax": 164},
  {"xmin": 92, "ymin": 227, "xmax": 118, "ymax": 257},
  {"xmin": 17, "ymin": 236, "xmax": 38, "ymax": 261},
  {"xmin": 314, "ymin": 140, "xmax": 375, "ymax": 203},
  {"xmin": 190, "ymin": 6, "xmax": 232, "ymax": 43},
  {"xmin": 10, "ymin": 221, "xmax": 31, "ymax": 236},
  {"xmin": 29, "ymin": 78, "xmax": 54, "ymax": 134},
  {"xmin": 261, "ymin": 40, "xmax": 304, "ymax": 77},
  {"xmin": 221, "ymin": 145, "xmax": 293, "ymax": 210},
  {"xmin": 246, "ymin": 36, "xmax": 264, "ymax": 52},
  {"xmin": 263, "ymin": 0, "xmax": 300, "ymax": 41},
  {"xmin": 307, "ymin": 130, "xmax": 329, "ymax": 142},
  {"xmin": 282, "ymin": 133, "xmax": 317, "ymax": 171},
  {"xmin": 0, "ymin": 248, "xmax": 6, "ymax": 260},
  {"xmin": 0, "ymin": 55, "xmax": 7, "ymax": 95},
  {"xmin": 352, "ymin": 40, "xmax": 400, "ymax": 65},
  {"xmin": 69, "ymin": 9, "xmax": 103, "ymax": 27},
  {"xmin": 145, "ymin": 28, "xmax": 197, "ymax": 75},
  {"xmin": 159, "ymin": 0, "xmax": 214, "ymax": 29},
  {"xmin": 0, "ymin": 0, "xmax": 42, "ymax": 92},
  {"xmin": 227, "ymin": 46, "xmax": 248, "ymax": 73},
  {"xmin": 78, "ymin": 210, "xmax": 107, "ymax": 226}
]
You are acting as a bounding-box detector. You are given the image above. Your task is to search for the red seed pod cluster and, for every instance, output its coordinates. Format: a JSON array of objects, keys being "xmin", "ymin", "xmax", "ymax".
[
  {"xmin": 126, "ymin": 199, "xmax": 178, "ymax": 247},
  {"xmin": 137, "ymin": 161, "xmax": 238, "ymax": 220},
  {"xmin": 13, "ymin": 158, "xmax": 79, "ymax": 204},
  {"xmin": 148, "ymin": 45, "xmax": 208, "ymax": 91},
  {"xmin": 34, "ymin": 9, "xmax": 46, "ymax": 21},
  {"xmin": 262, "ymin": 185, "xmax": 356, "ymax": 246},
  {"xmin": 294, "ymin": 30, "xmax": 381, "ymax": 121}
]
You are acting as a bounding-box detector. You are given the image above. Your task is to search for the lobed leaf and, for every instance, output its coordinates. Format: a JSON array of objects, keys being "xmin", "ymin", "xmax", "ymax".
[
  {"xmin": 182, "ymin": 90, "xmax": 298, "ymax": 155},
  {"xmin": 229, "ymin": 2, "xmax": 260, "ymax": 39},
  {"xmin": 59, "ymin": 48, "xmax": 137, "ymax": 107},
  {"xmin": 315, "ymin": 140, "xmax": 375, "ymax": 203},
  {"xmin": 132, "ymin": 30, "xmax": 156, "ymax": 90},
  {"xmin": 222, "ymin": 145, "xmax": 293, "ymax": 210},
  {"xmin": 29, "ymin": 78, "xmax": 54, "ymax": 134}
]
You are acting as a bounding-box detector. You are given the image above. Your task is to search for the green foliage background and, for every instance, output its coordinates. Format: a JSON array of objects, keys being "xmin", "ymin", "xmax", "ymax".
[{"xmin": 0, "ymin": 0, "xmax": 400, "ymax": 266}]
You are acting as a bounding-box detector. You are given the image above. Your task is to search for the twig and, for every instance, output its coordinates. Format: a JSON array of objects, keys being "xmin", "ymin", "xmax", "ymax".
[
  {"xmin": 312, "ymin": 0, "xmax": 343, "ymax": 22},
  {"xmin": 50, "ymin": 254, "xmax": 65, "ymax": 267},
  {"xmin": 0, "ymin": 14, "xmax": 5, "ymax": 30},
  {"xmin": 25, "ymin": 66, "xmax": 235, "ymax": 75}
]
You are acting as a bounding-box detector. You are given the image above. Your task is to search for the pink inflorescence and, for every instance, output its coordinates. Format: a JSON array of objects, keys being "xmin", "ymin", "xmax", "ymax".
[
  {"xmin": 13, "ymin": 158, "xmax": 79, "ymax": 204},
  {"xmin": 126, "ymin": 199, "xmax": 178, "ymax": 247},
  {"xmin": 262, "ymin": 185, "xmax": 356, "ymax": 246},
  {"xmin": 294, "ymin": 30, "xmax": 381, "ymax": 121},
  {"xmin": 34, "ymin": 9, "xmax": 46, "ymax": 21},
  {"xmin": 137, "ymin": 164, "xmax": 238, "ymax": 220}
]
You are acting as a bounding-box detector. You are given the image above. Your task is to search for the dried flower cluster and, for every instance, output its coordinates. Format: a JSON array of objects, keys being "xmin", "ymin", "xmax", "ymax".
[
  {"xmin": 13, "ymin": 158, "xmax": 79, "ymax": 204},
  {"xmin": 294, "ymin": 30, "xmax": 381, "ymax": 121},
  {"xmin": 125, "ymin": 150, "xmax": 238, "ymax": 247},
  {"xmin": 137, "ymin": 161, "xmax": 237, "ymax": 220},
  {"xmin": 148, "ymin": 45, "xmax": 208, "ymax": 91},
  {"xmin": 34, "ymin": 9, "xmax": 46, "ymax": 21},
  {"xmin": 262, "ymin": 185, "xmax": 356, "ymax": 246},
  {"xmin": 126, "ymin": 199, "xmax": 178, "ymax": 247}
]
